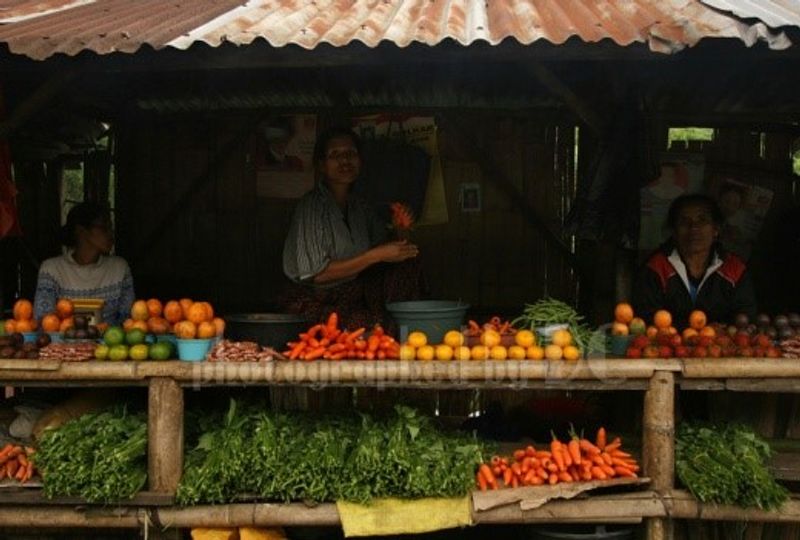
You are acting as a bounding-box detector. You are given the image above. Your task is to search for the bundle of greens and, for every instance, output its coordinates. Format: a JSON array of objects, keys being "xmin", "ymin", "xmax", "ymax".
[
  {"xmin": 676, "ymin": 422, "xmax": 788, "ymax": 510},
  {"xmin": 32, "ymin": 407, "xmax": 147, "ymax": 503},
  {"xmin": 177, "ymin": 401, "xmax": 487, "ymax": 505},
  {"xmin": 512, "ymin": 297, "xmax": 605, "ymax": 354}
]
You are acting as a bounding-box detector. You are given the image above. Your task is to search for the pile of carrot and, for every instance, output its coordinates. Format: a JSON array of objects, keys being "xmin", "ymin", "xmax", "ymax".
[
  {"xmin": 465, "ymin": 316, "xmax": 516, "ymax": 337},
  {"xmin": 283, "ymin": 313, "xmax": 400, "ymax": 360},
  {"xmin": 476, "ymin": 427, "xmax": 640, "ymax": 490},
  {"xmin": 0, "ymin": 443, "xmax": 36, "ymax": 484}
]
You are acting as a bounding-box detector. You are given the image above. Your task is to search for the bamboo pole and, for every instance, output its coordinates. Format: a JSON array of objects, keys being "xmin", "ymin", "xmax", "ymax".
[
  {"xmin": 148, "ymin": 377, "xmax": 183, "ymax": 494},
  {"xmin": 644, "ymin": 371, "xmax": 675, "ymax": 540},
  {"xmin": 667, "ymin": 490, "xmax": 800, "ymax": 522},
  {"xmin": 681, "ymin": 359, "xmax": 800, "ymax": 378}
]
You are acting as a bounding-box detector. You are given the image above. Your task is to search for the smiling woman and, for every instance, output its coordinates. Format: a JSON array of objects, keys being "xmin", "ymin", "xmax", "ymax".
[
  {"xmin": 633, "ymin": 194, "xmax": 757, "ymax": 329},
  {"xmin": 279, "ymin": 127, "xmax": 425, "ymax": 330}
]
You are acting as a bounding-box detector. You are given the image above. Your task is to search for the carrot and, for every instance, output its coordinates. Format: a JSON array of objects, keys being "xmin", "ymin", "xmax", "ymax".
[
  {"xmin": 303, "ymin": 347, "xmax": 326, "ymax": 360},
  {"xmin": 307, "ymin": 324, "xmax": 324, "ymax": 339},
  {"xmin": 367, "ymin": 335, "xmax": 380, "ymax": 353},
  {"xmin": 490, "ymin": 456, "xmax": 501, "ymax": 467},
  {"xmin": 326, "ymin": 312, "xmax": 338, "ymax": 333},
  {"xmin": 346, "ymin": 328, "xmax": 366, "ymax": 343},
  {"xmin": 534, "ymin": 450, "xmax": 551, "ymax": 460},
  {"xmin": 14, "ymin": 464, "xmax": 25, "ymax": 481},
  {"xmin": 546, "ymin": 462, "xmax": 558, "ymax": 473},
  {"xmin": 536, "ymin": 467, "xmax": 549, "ymax": 480},
  {"xmin": 581, "ymin": 468, "xmax": 593, "ymax": 481},
  {"xmin": 590, "ymin": 466, "xmax": 607, "ymax": 480},
  {"xmin": 479, "ymin": 464, "xmax": 497, "ymax": 489},
  {"xmin": 596, "ymin": 427, "xmax": 607, "ymax": 450},
  {"xmin": 601, "ymin": 453, "xmax": 613, "ymax": 466},
  {"xmin": 558, "ymin": 471, "xmax": 573, "ymax": 483},
  {"xmin": 330, "ymin": 352, "xmax": 347, "ymax": 360},
  {"xmin": 523, "ymin": 470, "xmax": 535, "ymax": 485},
  {"xmin": 503, "ymin": 468, "xmax": 513, "ymax": 486},
  {"xmin": 288, "ymin": 342, "xmax": 306, "ymax": 359},
  {"xmin": 548, "ymin": 473, "xmax": 559, "ymax": 485},
  {"xmin": 355, "ymin": 340, "xmax": 368, "ymax": 351},
  {"xmin": 511, "ymin": 475, "xmax": 520, "ymax": 488},
  {"xmin": 492, "ymin": 466, "xmax": 502, "ymax": 476},
  {"xmin": 477, "ymin": 472, "xmax": 488, "ymax": 491},
  {"xmin": 372, "ymin": 325, "xmax": 385, "ymax": 337},
  {"xmin": 0, "ymin": 444, "xmax": 13, "ymax": 459},
  {"xmin": 600, "ymin": 464, "xmax": 616, "ymax": 477},
  {"xmin": 562, "ymin": 446, "xmax": 572, "ymax": 467},
  {"xmin": 17, "ymin": 454, "xmax": 27, "ymax": 467},
  {"xmin": 614, "ymin": 465, "xmax": 637, "ymax": 478},
  {"xmin": 531, "ymin": 475, "xmax": 544, "ymax": 486},
  {"xmin": 513, "ymin": 449, "xmax": 526, "ymax": 461},
  {"xmin": 567, "ymin": 439, "xmax": 582, "ymax": 466},
  {"xmin": 551, "ymin": 439, "xmax": 566, "ymax": 472},
  {"xmin": 611, "ymin": 457, "xmax": 634, "ymax": 468},
  {"xmin": 22, "ymin": 462, "xmax": 34, "ymax": 483},
  {"xmin": 610, "ymin": 449, "xmax": 631, "ymax": 459},
  {"xmin": 7, "ymin": 460, "xmax": 19, "ymax": 478},
  {"xmin": 592, "ymin": 455, "xmax": 605, "ymax": 466},
  {"xmin": 511, "ymin": 462, "xmax": 522, "ymax": 477},
  {"xmin": 578, "ymin": 439, "xmax": 600, "ymax": 454}
]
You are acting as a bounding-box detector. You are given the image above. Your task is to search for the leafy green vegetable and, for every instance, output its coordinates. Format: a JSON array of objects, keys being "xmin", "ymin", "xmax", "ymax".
[
  {"xmin": 177, "ymin": 401, "xmax": 487, "ymax": 505},
  {"xmin": 676, "ymin": 422, "xmax": 788, "ymax": 510},
  {"xmin": 32, "ymin": 407, "xmax": 147, "ymax": 503}
]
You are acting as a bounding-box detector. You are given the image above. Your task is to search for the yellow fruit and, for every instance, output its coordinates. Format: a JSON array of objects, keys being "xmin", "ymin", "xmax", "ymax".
[
  {"xmin": 508, "ymin": 345, "xmax": 526, "ymax": 360},
  {"xmin": 563, "ymin": 345, "xmax": 581, "ymax": 361},
  {"xmin": 399, "ymin": 345, "xmax": 416, "ymax": 361},
  {"xmin": 490, "ymin": 345, "xmax": 507, "ymax": 360},
  {"xmin": 551, "ymin": 329, "xmax": 572, "ymax": 348},
  {"xmin": 407, "ymin": 331, "xmax": 428, "ymax": 348},
  {"xmin": 443, "ymin": 330, "xmax": 465, "ymax": 348},
  {"xmin": 526, "ymin": 346, "xmax": 545, "ymax": 360},
  {"xmin": 435, "ymin": 344, "xmax": 454, "ymax": 361},
  {"xmin": 480, "ymin": 329, "xmax": 501, "ymax": 348},
  {"xmin": 470, "ymin": 345, "xmax": 489, "ymax": 361},
  {"xmin": 416, "ymin": 345, "xmax": 435, "ymax": 361},
  {"xmin": 515, "ymin": 330, "xmax": 536, "ymax": 348},
  {"xmin": 544, "ymin": 344, "xmax": 563, "ymax": 360},
  {"xmin": 454, "ymin": 346, "xmax": 472, "ymax": 361}
]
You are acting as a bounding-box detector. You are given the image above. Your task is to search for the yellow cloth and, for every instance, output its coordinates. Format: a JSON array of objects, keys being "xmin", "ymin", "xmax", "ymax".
[
  {"xmin": 190, "ymin": 529, "xmax": 238, "ymax": 540},
  {"xmin": 336, "ymin": 496, "xmax": 472, "ymax": 537}
]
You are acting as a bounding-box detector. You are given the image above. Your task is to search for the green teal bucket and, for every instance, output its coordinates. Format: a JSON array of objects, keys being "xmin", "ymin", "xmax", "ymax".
[{"xmin": 386, "ymin": 301, "xmax": 469, "ymax": 344}]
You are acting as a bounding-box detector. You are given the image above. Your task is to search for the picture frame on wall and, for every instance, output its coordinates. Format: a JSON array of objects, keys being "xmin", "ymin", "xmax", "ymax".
[{"xmin": 459, "ymin": 182, "xmax": 481, "ymax": 213}]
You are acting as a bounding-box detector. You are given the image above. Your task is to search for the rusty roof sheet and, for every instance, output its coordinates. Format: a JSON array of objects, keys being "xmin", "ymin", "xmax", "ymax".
[{"xmin": 0, "ymin": 0, "xmax": 795, "ymax": 61}]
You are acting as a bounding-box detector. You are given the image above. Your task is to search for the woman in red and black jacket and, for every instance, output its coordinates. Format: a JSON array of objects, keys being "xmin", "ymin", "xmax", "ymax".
[{"xmin": 634, "ymin": 194, "xmax": 757, "ymax": 330}]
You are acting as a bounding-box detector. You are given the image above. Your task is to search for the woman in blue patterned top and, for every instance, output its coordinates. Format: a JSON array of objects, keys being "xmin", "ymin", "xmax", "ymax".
[
  {"xmin": 33, "ymin": 202, "xmax": 134, "ymax": 326},
  {"xmin": 280, "ymin": 127, "xmax": 422, "ymax": 328}
]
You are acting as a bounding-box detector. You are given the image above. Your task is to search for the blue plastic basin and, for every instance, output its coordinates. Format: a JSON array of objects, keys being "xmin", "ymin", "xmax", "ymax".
[{"xmin": 386, "ymin": 300, "xmax": 469, "ymax": 344}]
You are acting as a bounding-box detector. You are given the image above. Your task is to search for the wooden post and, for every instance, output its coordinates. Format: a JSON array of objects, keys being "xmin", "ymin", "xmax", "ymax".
[
  {"xmin": 644, "ymin": 371, "xmax": 675, "ymax": 540},
  {"xmin": 148, "ymin": 377, "xmax": 183, "ymax": 494}
]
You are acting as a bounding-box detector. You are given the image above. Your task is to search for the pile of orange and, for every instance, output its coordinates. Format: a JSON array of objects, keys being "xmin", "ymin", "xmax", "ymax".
[
  {"xmin": 4, "ymin": 298, "xmax": 80, "ymax": 335},
  {"xmin": 123, "ymin": 298, "xmax": 224, "ymax": 339},
  {"xmin": 4, "ymin": 299, "xmax": 38, "ymax": 333}
]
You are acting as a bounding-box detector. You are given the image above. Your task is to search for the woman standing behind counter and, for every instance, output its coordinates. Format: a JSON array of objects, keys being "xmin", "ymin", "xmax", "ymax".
[
  {"xmin": 33, "ymin": 202, "xmax": 134, "ymax": 326},
  {"xmin": 281, "ymin": 127, "xmax": 422, "ymax": 328}
]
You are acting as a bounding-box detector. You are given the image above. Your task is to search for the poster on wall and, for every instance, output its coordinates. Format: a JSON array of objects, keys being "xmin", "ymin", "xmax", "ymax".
[
  {"xmin": 255, "ymin": 115, "xmax": 317, "ymax": 198},
  {"xmin": 639, "ymin": 155, "xmax": 705, "ymax": 252},
  {"xmin": 711, "ymin": 176, "xmax": 773, "ymax": 259}
]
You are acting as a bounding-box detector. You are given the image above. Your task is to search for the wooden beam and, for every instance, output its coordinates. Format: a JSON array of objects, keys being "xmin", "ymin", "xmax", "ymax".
[
  {"xmin": 525, "ymin": 62, "xmax": 605, "ymax": 135},
  {"xmin": 643, "ymin": 370, "xmax": 675, "ymax": 540},
  {"xmin": 0, "ymin": 67, "xmax": 81, "ymax": 138},
  {"xmin": 148, "ymin": 377, "xmax": 184, "ymax": 495}
]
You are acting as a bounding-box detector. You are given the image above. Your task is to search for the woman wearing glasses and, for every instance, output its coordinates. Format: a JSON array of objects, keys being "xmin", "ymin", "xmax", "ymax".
[
  {"xmin": 33, "ymin": 202, "xmax": 134, "ymax": 326},
  {"xmin": 633, "ymin": 194, "xmax": 756, "ymax": 330},
  {"xmin": 281, "ymin": 127, "xmax": 421, "ymax": 329}
]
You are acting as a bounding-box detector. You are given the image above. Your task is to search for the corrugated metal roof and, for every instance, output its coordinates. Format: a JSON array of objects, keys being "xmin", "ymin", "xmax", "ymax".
[
  {"xmin": 700, "ymin": 0, "xmax": 800, "ymax": 28},
  {"xmin": 0, "ymin": 0, "xmax": 795, "ymax": 61}
]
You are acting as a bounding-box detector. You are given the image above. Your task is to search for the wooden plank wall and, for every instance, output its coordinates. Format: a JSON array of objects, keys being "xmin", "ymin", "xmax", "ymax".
[{"xmin": 114, "ymin": 111, "xmax": 579, "ymax": 318}]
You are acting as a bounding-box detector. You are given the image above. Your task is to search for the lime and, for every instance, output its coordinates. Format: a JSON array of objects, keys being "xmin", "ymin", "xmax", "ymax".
[
  {"xmin": 109, "ymin": 344, "xmax": 129, "ymax": 361},
  {"xmin": 129, "ymin": 344, "xmax": 149, "ymax": 361},
  {"xmin": 94, "ymin": 344, "xmax": 110, "ymax": 361},
  {"xmin": 149, "ymin": 342, "xmax": 171, "ymax": 361},
  {"xmin": 104, "ymin": 326, "xmax": 125, "ymax": 347},
  {"xmin": 125, "ymin": 328, "xmax": 146, "ymax": 346}
]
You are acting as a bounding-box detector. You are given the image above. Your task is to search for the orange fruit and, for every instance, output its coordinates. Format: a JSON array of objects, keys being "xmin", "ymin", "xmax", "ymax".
[
  {"xmin": 59, "ymin": 317, "xmax": 74, "ymax": 332},
  {"xmin": 489, "ymin": 345, "xmax": 507, "ymax": 360},
  {"xmin": 646, "ymin": 326, "xmax": 658, "ymax": 339},
  {"xmin": 699, "ymin": 326, "xmax": 716, "ymax": 338},
  {"xmin": 416, "ymin": 345, "xmax": 435, "ymax": 361},
  {"xmin": 198, "ymin": 302, "xmax": 214, "ymax": 321},
  {"xmin": 131, "ymin": 320, "xmax": 149, "ymax": 333},
  {"xmin": 526, "ymin": 345, "xmax": 545, "ymax": 360},
  {"xmin": 197, "ymin": 321, "xmax": 216, "ymax": 339},
  {"xmin": 544, "ymin": 344, "xmax": 563, "ymax": 360},
  {"xmin": 13, "ymin": 299, "xmax": 33, "ymax": 321},
  {"xmin": 147, "ymin": 317, "xmax": 170, "ymax": 335},
  {"xmin": 611, "ymin": 322, "xmax": 629, "ymax": 336},
  {"xmin": 123, "ymin": 318, "xmax": 135, "ymax": 331},
  {"xmin": 689, "ymin": 310, "xmax": 707, "ymax": 331},
  {"xmin": 212, "ymin": 317, "xmax": 225, "ymax": 337},
  {"xmin": 653, "ymin": 310, "xmax": 672, "ymax": 330},
  {"xmin": 15, "ymin": 319, "xmax": 33, "ymax": 332},
  {"xmin": 682, "ymin": 328, "xmax": 699, "ymax": 341},
  {"xmin": 179, "ymin": 298, "xmax": 194, "ymax": 319},
  {"xmin": 563, "ymin": 345, "xmax": 581, "ymax": 361},
  {"xmin": 187, "ymin": 303, "xmax": 210, "ymax": 324},
  {"xmin": 164, "ymin": 301, "xmax": 183, "ymax": 324},
  {"xmin": 41, "ymin": 314, "xmax": 61, "ymax": 333},
  {"xmin": 146, "ymin": 299, "xmax": 163, "ymax": 318},
  {"xmin": 470, "ymin": 345, "xmax": 488, "ymax": 360},
  {"xmin": 399, "ymin": 345, "xmax": 416, "ymax": 360},
  {"xmin": 614, "ymin": 302, "xmax": 634, "ymax": 324},
  {"xmin": 56, "ymin": 298, "xmax": 74, "ymax": 319},
  {"xmin": 508, "ymin": 345, "xmax": 527, "ymax": 360},
  {"xmin": 480, "ymin": 330, "xmax": 501, "ymax": 348},
  {"xmin": 4, "ymin": 319, "xmax": 16, "ymax": 333},
  {"xmin": 174, "ymin": 320, "xmax": 197, "ymax": 339},
  {"xmin": 130, "ymin": 300, "xmax": 149, "ymax": 321},
  {"xmin": 454, "ymin": 346, "xmax": 472, "ymax": 361},
  {"xmin": 551, "ymin": 329, "xmax": 572, "ymax": 348}
]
